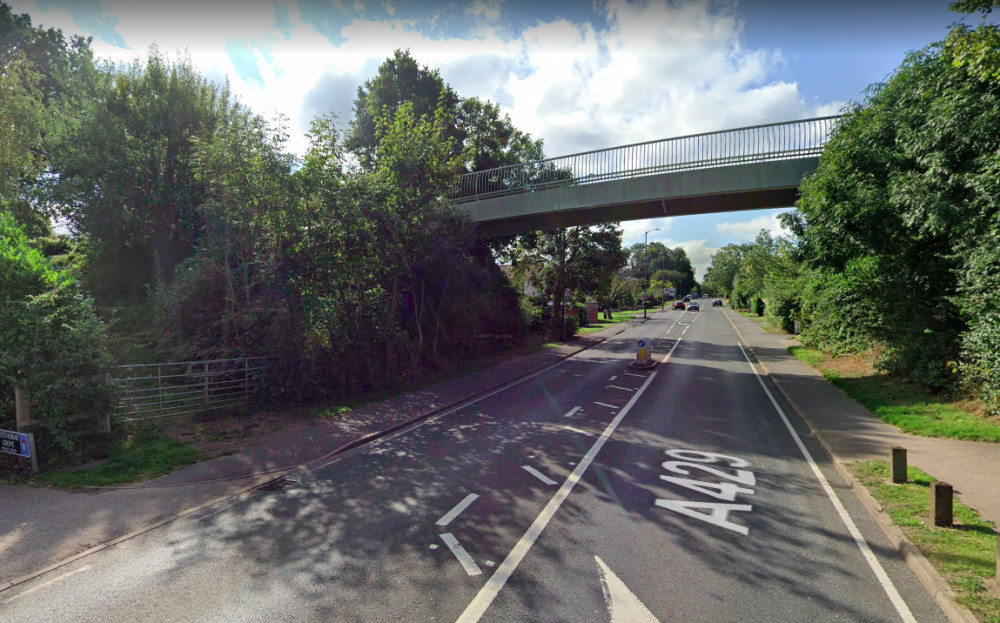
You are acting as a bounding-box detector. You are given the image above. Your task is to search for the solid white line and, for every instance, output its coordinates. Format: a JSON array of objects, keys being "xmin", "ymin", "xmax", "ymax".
[
  {"xmin": 563, "ymin": 406, "xmax": 581, "ymax": 418},
  {"xmin": 2, "ymin": 565, "xmax": 92, "ymax": 604},
  {"xmin": 440, "ymin": 533, "xmax": 483, "ymax": 576},
  {"xmin": 521, "ymin": 465, "xmax": 558, "ymax": 486},
  {"xmin": 562, "ymin": 425, "xmax": 595, "ymax": 437},
  {"xmin": 593, "ymin": 401, "xmax": 619, "ymax": 409},
  {"xmin": 436, "ymin": 493, "xmax": 480, "ymax": 527},
  {"xmin": 731, "ymin": 338, "xmax": 917, "ymax": 623},
  {"xmin": 606, "ymin": 385, "xmax": 634, "ymax": 392},
  {"xmin": 455, "ymin": 371, "xmax": 660, "ymax": 623}
]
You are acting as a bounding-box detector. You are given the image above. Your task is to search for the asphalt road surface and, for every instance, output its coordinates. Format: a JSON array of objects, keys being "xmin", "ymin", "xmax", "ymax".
[{"xmin": 0, "ymin": 308, "xmax": 949, "ymax": 622}]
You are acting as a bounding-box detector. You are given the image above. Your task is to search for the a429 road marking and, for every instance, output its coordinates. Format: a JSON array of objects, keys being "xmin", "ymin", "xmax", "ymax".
[{"xmin": 654, "ymin": 448, "xmax": 755, "ymax": 535}]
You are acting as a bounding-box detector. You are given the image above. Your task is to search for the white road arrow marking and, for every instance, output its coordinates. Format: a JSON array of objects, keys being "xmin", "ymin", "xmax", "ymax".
[{"xmin": 595, "ymin": 556, "xmax": 660, "ymax": 623}]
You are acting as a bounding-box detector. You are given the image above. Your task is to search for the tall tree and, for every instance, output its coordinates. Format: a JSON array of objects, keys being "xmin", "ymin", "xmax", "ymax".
[
  {"xmin": 50, "ymin": 49, "xmax": 236, "ymax": 301},
  {"xmin": 346, "ymin": 49, "xmax": 461, "ymax": 169}
]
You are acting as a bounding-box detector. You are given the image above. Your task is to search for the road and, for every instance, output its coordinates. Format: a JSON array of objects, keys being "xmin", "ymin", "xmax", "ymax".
[{"xmin": 0, "ymin": 308, "xmax": 948, "ymax": 622}]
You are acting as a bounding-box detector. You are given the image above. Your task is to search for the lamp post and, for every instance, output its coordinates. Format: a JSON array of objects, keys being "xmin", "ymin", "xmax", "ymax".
[{"xmin": 643, "ymin": 227, "xmax": 660, "ymax": 319}]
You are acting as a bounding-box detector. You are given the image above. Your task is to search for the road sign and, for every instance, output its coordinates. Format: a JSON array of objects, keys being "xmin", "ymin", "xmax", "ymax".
[
  {"xmin": 637, "ymin": 339, "xmax": 646, "ymax": 348},
  {"xmin": 0, "ymin": 428, "xmax": 31, "ymax": 458}
]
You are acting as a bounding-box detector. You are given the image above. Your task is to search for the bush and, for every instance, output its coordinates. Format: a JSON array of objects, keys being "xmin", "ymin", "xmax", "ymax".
[{"xmin": 0, "ymin": 214, "xmax": 117, "ymax": 462}]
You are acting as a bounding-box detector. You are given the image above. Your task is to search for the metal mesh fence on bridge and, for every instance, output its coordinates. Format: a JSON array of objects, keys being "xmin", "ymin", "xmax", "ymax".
[{"xmin": 454, "ymin": 116, "xmax": 840, "ymax": 204}]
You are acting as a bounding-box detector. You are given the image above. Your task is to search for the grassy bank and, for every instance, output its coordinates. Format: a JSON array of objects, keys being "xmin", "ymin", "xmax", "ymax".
[
  {"xmin": 33, "ymin": 432, "xmax": 201, "ymax": 488},
  {"xmin": 789, "ymin": 346, "xmax": 1000, "ymax": 442},
  {"xmin": 577, "ymin": 308, "xmax": 643, "ymax": 334},
  {"xmin": 849, "ymin": 460, "xmax": 999, "ymax": 621}
]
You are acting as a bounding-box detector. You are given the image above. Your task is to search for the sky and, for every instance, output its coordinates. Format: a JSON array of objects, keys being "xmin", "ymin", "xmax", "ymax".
[{"xmin": 9, "ymin": 0, "xmax": 986, "ymax": 278}]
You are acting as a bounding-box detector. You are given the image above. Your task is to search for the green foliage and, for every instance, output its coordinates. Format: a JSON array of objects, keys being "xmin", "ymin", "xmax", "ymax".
[
  {"xmin": 792, "ymin": 42, "xmax": 1000, "ymax": 391},
  {"xmin": 0, "ymin": 3, "xmax": 95, "ymax": 236},
  {"xmin": 626, "ymin": 242, "xmax": 696, "ymax": 295},
  {"xmin": 50, "ymin": 49, "xmax": 236, "ymax": 302},
  {"xmin": 33, "ymin": 431, "xmax": 200, "ymax": 487},
  {"xmin": 0, "ymin": 213, "xmax": 116, "ymax": 460}
]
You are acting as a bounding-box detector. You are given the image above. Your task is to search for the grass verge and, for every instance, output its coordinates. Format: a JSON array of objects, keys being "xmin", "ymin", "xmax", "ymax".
[
  {"xmin": 789, "ymin": 346, "xmax": 1000, "ymax": 442},
  {"xmin": 848, "ymin": 460, "xmax": 999, "ymax": 621},
  {"xmin": 33, "ymin": 432, "xmax": 201, "ymax": 488},
  {"xmin": 577, "ymin": 309, "xmax": 640, "ymax": 334}
]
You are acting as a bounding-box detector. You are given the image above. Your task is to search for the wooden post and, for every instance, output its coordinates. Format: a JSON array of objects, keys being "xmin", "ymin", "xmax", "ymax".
[
  {"xmin": 931, "ymin": 481, "xmax": 953, "ymax": 527},
  {"xmin": 15, "ymin": 387, "xmax": 32, "ymax": 430},
  {"xmin": 890, "ymin": 447, "xmax": 907, "ymax": 484}
]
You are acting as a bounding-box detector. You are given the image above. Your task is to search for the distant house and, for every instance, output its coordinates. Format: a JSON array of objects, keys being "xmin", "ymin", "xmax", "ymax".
[{"xmin": 500, "ymin": 264, "xmax": 542, "ymax": 297}]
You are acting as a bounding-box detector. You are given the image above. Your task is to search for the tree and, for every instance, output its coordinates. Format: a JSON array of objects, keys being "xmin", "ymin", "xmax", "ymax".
[
  {"xmin": 50, "ymin": 49, "xmax": 237, "ymax": 302},
  {"xmin": 346, "ymin": 49, "xmax": 461, "ymax": 169},
  {"xmin": 946, "ymin": 0, "xmax": 1000, "ymax": 83},
  {"xmin": 0, "ymin": 3, "xmax": 96, "ymax": 236},
  {"xmin": 702, "ymin": 243, "xmax": 746, "ymax": 297},
  {"xmin": 506, "ymin": 224, "xmax": 625, "ymax": 340},
  {"xmin": 0, "ymin": 213, "xmax": 116, "ymax": 460},
  {"xmin": 626, "ymin": 242, "xmax": 696, "ymax": 294},
  {"xmin": 790, "ymin": 38, "xmax": 1000, "ymax": 390}
]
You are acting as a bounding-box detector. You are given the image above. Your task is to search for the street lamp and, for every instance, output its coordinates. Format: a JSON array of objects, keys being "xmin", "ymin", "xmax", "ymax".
[{"xmin": 644, "ymin": 227, "xmax": 660, "ymax": 319}]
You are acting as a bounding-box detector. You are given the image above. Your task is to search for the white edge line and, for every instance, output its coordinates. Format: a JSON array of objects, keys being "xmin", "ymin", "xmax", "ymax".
[
  {"xmin": 2, "ymin": 565, "xmax": 92, "ymax": 604},
  {"xmin": 455, "ymin": 370, "xmax": 660, "ymax": 623},
  {"xmin": 440, "ymin": 533, "xmax": 483, "ymax": 576},
  {"xmin": 563, "ymin": 406, "xmax": 582, "ymax": 418},
  {"xmin": 436, "ymin": 493, "xmax": 480, "ymax": 527},
  {"xmin": 728, "ymin": 326, "xmax": 917, "ymax": 623},
  {"xmin": 521, "ymin": 465, "xmax": 558, "ymax": 486}
]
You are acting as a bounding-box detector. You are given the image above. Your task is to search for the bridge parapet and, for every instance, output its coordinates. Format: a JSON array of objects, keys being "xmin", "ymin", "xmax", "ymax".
[{"xmin": 455, "ymin": 116, "xmax": 840, "ymax": 204}]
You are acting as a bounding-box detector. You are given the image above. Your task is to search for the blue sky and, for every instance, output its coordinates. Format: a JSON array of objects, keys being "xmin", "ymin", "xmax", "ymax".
[{"xmin": 10, "ymin": 0, "xmax": 986, "ymax": 277}]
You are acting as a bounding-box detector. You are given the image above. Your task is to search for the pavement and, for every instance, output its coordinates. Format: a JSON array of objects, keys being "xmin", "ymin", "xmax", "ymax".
[{"xmin": 2, "ymin": 306, "xmax": 998, "ymax": 618}]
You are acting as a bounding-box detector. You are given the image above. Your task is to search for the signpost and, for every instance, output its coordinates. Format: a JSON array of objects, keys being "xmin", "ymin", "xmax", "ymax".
[{"xmin": 1, "ymin": 428, "xmax": 38, "ymax": 473}]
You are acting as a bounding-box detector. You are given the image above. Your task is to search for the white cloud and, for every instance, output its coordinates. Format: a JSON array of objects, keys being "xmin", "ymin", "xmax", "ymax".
[
  {"xmin": 11, "ymin": 0, "xmax": 834, "ymax": 162},
  {"xmin": 716, "ymin": 210, "xmax": 792, "ymax": 239}
]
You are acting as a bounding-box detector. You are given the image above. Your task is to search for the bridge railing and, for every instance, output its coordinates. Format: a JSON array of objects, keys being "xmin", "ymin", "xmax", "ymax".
[{"xmin": 454, "ymin": 116, "xmax": 840, "ymax": 204}]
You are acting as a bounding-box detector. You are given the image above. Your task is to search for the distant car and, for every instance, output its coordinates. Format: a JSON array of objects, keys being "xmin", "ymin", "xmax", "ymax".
[
  {"xmin": 703, "ymin": 294, "xmax": 709, "ymax": 298},
  {"xmin": 673, "ymin": 301, "xmax": 685, "ymax": 310},
  {"xmin": 712, "ymin": 299, "xmax": 723, "ymax": 307},
  {"xmin": 688, "ymin": 301, "xmax": 700, "ymax": 311},
  {"xmin": 683, "ymin": 295, "xmax": 692, "ymax": 302}
]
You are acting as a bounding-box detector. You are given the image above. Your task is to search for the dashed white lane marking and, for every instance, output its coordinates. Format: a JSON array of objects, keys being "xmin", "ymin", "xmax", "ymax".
[
  {"xmin": 563, "ymin": 425, "xmax": 595, "ymax": 437},
  {"xmin": 622, "ymin": 372, "xmax": 646, "ymax": 378},
  {"xmin": 593, "ymin": 401, "xmax": 618, "ymax": 409},
  {"xmin": 608, "ymin": 375, "xmax": 618, "ymax": 382},
  {"xmin": 436, "ymin": 493, "xmax": 480, "ymax": 527},
  {"xmin": 429, "ymin": 544, "xmax": 439, "ymax": 550},
  {"xmin": 595, "ymin": 556, "xmax": 660, "ymax": 623},
  {"xmin": 725, "ymin": 313, "xmax": 917, "ymax": 623},
  {"xmin": 521, "ymin": 465, "xmax": 558, "ymax": 486},
  {"xmin": 606, "ymin": 385, "xmax": 634, "ymax": 392},
  {"xmin": 455, "ymin": 371, "xmax": 660, "ymax": 623},
  {"xmin": 2, "ymin": 565, "xmax": 92, "ymax": 604},
  {"xmin": 563, "ymin": 406, "xmax": 581, "ymax": 418},
  {"xmin": 440, "ymin": 533, "xmax": 483, "ymax": 576}
]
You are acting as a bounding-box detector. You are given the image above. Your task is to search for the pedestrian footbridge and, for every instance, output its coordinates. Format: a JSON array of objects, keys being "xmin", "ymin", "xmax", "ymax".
[{"xmin": 453, "ymin": 116, "xmax": 839, "ymax": 237}]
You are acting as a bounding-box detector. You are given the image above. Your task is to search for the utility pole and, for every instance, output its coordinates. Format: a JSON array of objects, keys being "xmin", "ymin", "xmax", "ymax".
[{"xmin": 643, "ymin": 227, "xmax": 660, "ymax": 319}]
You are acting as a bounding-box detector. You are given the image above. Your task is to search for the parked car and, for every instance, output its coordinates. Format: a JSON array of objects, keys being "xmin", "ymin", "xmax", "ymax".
[
  {"xmin": 712, "ymin": 299, "xmax": 723, "ymax": 307},
  {"xmin": 673, "ymin": 301, "xmax": 685, "ymax": 310},
  {"xmin": 688, "ymin": 301, "xmax": 700, "ymax": 311}
]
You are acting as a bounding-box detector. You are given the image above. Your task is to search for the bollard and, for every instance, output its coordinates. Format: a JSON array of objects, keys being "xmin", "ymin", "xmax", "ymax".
[
  {"xmin": 930, "ymin": 481, "xmax": 953, "ymax": 527},
  {"xmin": 890, "ymin": 447, "xmax": 907, "ymax": 484}
]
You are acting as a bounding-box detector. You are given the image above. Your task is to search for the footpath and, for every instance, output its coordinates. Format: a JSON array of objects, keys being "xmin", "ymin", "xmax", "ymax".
[
  {"xmin": 2, "ymin": 307, "xmax": 997, "ymax": 623},
  {"xmin": 0, "ymin": 318, "xmax": 643, "ymax": 591}
]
